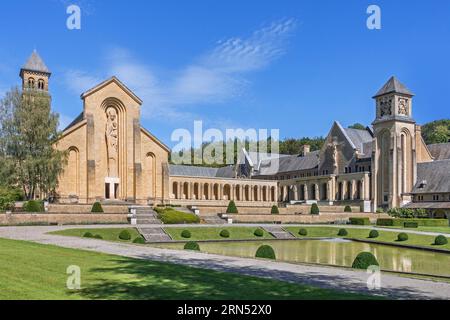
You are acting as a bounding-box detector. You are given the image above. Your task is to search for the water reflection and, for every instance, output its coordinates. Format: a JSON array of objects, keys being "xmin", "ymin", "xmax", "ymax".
[{"xmin": 155, "ymin": 239, "xmax": 450, "ymax": 277}]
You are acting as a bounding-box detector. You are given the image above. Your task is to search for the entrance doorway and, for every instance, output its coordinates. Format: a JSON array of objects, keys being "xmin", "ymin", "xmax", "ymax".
[{"xmin": 105, "ymin": 177, "xmax": 120, "ymax": 200}]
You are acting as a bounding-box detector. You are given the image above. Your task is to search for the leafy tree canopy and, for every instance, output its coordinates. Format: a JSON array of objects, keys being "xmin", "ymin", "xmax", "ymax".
[{"xmin": 421, "ymin": 119, "xmax": 450, "ymax": 145}]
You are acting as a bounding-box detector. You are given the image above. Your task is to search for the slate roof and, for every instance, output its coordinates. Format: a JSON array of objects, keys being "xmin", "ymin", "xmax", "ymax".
[
  {"xmin": 427, "ymin": 143, "xmax": 450, "ymax": 160},
  {"xmin": 168, "ymin": 164, "xmax": 235, "ymax": 178},
  {"xmin": 344, "ymin": 128, "xmax": 373, "ymax": 153},
  {"xmin": 63, "ymin": 112, "xmax": 84, "ymax": 132},
  {"xmin": 21, "ymin": 50, "xmax": 50, "ymax": 74},
  {"xmin": 411, "ymin": 159, "xmax": 450, "ymax": 193},
  {"xmin": 373, "ymin": 76, "xmax": 413, "ymax": 98},
  {"xmin": 256, "ymin": 151, "xmax": 320, "ymax": 176}
]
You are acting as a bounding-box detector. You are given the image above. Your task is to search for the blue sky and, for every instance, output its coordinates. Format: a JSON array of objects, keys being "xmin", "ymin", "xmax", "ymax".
[{"xmin": 1, "ymin": 0, "xmax": 450, "ymax": 147}]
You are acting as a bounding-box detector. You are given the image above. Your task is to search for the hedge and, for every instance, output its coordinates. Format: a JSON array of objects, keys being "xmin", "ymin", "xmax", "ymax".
[
  {"xmin": 184, "ymin": 241, "xmax": 200, "ymax": 251},
  {"xmin": 254, "ymin": 228, "xmax": 264, "ymax": 237},
  {"xmin": 226, "ymin": 200, "xmax": 238, "ymax": 214},
  {"xmin": 310, "ymin": 203, "xmax": 320, "ymax": 215},
  {"xmin": 181, "ymin": 230, "xmax": 191, "ymax": 238},
  {"xmin": 403, "ymin": 221, "xmax": 418, "ymax": 228},
  {"xmin": 91, "ymin": 202, "xmax": 104, "ymax": 213},
  {"xmin": 349, "ymin": 217, "xmax": 370, "ymax": 225},
  {"xmin": 220, "ymin": 229, "xmax": 230, "ymax": 238},
  {"xmin": 352, "ymin": 252, "xmax": 379, "ymax": 269},
  {"xmin": 118, "ymin": 230, "xmax": 131, "ymax": 241},
  {"xmin": 255, "ymin": 245, "xmax": 276, "ymax": 260},
  {"xmin": 377, "ymin": 218, "xmax": 448, "ymax": 227},
  {"xmin": 434, "ymin": 235, "xmax": 448, "ymax": 245},
  {"xmin": 271, "ymin": 205, "xmax": 279, "ymax": 214},
  {"xmin": 23, "ymin": 200, "xmax": 44, "ymax": 212}
]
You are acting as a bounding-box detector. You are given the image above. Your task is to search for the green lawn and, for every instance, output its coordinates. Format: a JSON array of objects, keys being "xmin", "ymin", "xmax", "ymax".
[
  {"xmin": 379, "ymin": 225, "xmax": 450, "ymax": 234},
  {"xmin": 0, "ymin": 238, "xmax": 371, "ymax": 300},
  {"xmin": 50, "ymin": 228, "xmax": 142, "ymax": 243},
  {"xmin": 165, "ymin": 226, "xmax": 274, "ymax": 241},
  {"xmin": 285, "ymin": 226, "xmax": 450, "ymax": 251}
]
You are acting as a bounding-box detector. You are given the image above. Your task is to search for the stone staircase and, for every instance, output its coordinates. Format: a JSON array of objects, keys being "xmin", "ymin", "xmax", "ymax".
[
  {"xmin": 138, "ymin": 226, "xmax": 172, "ymax": 242},
  {"xmin": 202, "ymin": 214, "xmax": 228, "ymax": 224},
  {"xmin": 129, "ymin": 206, "xmax": 171, "ymax": 242},
  {"xmin": 133, "ymin": 206, "xmax": 161, "ymax": 225},
  {"xmin": 263, "ymin": 226, "xmax": 296, "ymax": 239}
]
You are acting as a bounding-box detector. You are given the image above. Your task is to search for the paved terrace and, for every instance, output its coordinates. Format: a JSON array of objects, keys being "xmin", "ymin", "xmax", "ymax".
[{"xmin": 0, "ymin": 224, "xmax": 449, "ymax": 299}]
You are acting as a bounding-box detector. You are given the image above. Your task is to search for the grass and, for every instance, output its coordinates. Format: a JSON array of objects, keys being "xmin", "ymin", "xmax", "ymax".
[
  {"xmin": 165, "ymin": 227, "xmax": 274, "ymax": 241},
  {"xmin": 154, "ymin": 207, "xmax": 200, "ymax": 224},
  {"xmin": 0, "ymin": 238, "xmax": 371, "ymax": 300},
  {"xmin": 379, "ymin": 225, "xmax": 450, "ymax": 234},
  {"xmin": 50, "ymin": 228, "xmax": 142, "ymax": 242},
  {"xmin": 285, "ymin": 226, "xmax": 450, "ymax": 251}
]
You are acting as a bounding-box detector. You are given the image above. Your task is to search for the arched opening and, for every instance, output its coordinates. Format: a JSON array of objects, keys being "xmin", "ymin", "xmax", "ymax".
[
  {"xmin": 244, "ymin": 185, "xmax": 250, "ymax": 201},
  {"xmin": 262, "ymin": 186, "xmax": 268, "ymax": 202},
  {"xmin": 38, "ymin": 79, "xmax": 45, "ymax": 90},
  {"xmin": 27, "ymin": 77, "xmax": 35, "ymax": 89},
  {"xmin": 213, "ymin": 183, "xmax": 219, "ymax": 200},
  {"xmin": 172, "ymin": 181, "xmax": 178, "ymax": 199},
  {"xmin": 356, "ymin": 180, "xmax": 362, "ymax": 200},
  {"xmin": 145, "ymin": 152, "xmax": 156, "ymax": 200},
  {"xmin": 299, "ymin": 185, "xmax": 305, "ymax": 200},
  {"xmin": 235, "ymin": 185, "xmax": 241, "ymax": 201},
  {"xmin": 338, "ymin": 182, "xmax": 343, "ymax": 200},
  {"xmin": 193, "ymin": 183, "xmax": 200, "ymax": 200},
  {"xmin": 223, "ymin": 184, "xmax": 231, "ymax": 200},
  {"xmin": 65, "ymin": 147, "xmax": 80, "ymax": 198},
  {"xmin": 183, "ymin": 182, "xmax": 189, "ymax": 199},
  {"xmin": 321, "ymin": 183, "xmax": 328, "ymax": 201},
  {"xmin": 346, "ymin": 181, "xmax": 352, "ymax": 200},
  {"xmin": 310, "ymin": 184, "xmax": 316, "ymax": 200},
  {"xmin": 271, "ymin": 186, "xmax": 276, "ymax": 202},
  {"xmin": 253, "ymin": 186, "xmax": 259, "ymax": 201},
  {"xmin": 203, "ymin": 183, "xmax": 209, "ymax": 200}
]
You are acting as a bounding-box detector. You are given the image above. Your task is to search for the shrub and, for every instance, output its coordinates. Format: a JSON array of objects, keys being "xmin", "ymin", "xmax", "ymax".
[
  {"xmin": 226, "ymin": 200, "xmax": 238, "ymax": 214},
  {"xmin": 404, "ymin": 221, "xmax": 418, "ymax": 228},
  {"xmin": 181, "ymin": 230, "xmax": 191, "ymax": 238},
  {"xmin": 351, "ymin": 252, "xmax": 379, "ymax": 269},
  {"xmin": 338, "ymin": 228, "xmax": 348, "ymax": 236},
  {"xmin": 184, "ymin": 241, "xmax": 200, "ymax": 251},
  {"xmin": 255, "ymin": 245, "xmax": 276, "ymax": 260},
  {"xmin": 91, "ymin": 202, "xmax": 104, "ymax": 213},
  {"xmin": 220, "ymin": 229, "xmax": 230, "ymax": 238},
  {"xmin": 376, "ymin": 208, "xmax": 385, "ymax": 213},
  {"xmin": 298, "ymin": 228, "xmax": 308, "ymax": 236},
  {"xmin": 376, "ymin": 218, "xmax": 394, "ymax": 226},
  {"xmin": 344, "ymin": 205, "xmax": 352, "ymax": 213},
  {"xmin": 157, "ymin": 208, "xmax": 200, "ymax": 224},
  {"xmin": 118, "ymin": 230, "xmax": 131, "ymax": 241},
  {"xmin": 349, "ymin": 217, "xmax": 370, "ymax": 225},
  {"xmin": 271, "ymin": 205, "xmax": 279, "ymax": 214},
  {"xmin": 368, "ymin": 230, "xmax": 379, "ymax": 238},
  {"xmin": 93, "ymin": 234, "xmax": 103, "ymax": 239},
  {"xmin": 397, "ymin": 233, "xmax": 408, "ymax": 242},
  {"xmin": 254, "ymin": 228, "xmax": 264, "ymax": 237},
  {"xmin": 83, "ymin": 232, "xmax": 93, "ymax": 238},
  {"xmin": 24, "ymin": 200, "xmax": 44, "ymax": 212},
  {"xmin": 133, "ymin": 236, "xmax": 146, "ymax": 244},
  {"xmin": 434, "ymin": 235, "xmax": 448, "ymax": 245},
  {"xmin": 310, "ymin": 203, "xmax": 320, "ymax": 215}
]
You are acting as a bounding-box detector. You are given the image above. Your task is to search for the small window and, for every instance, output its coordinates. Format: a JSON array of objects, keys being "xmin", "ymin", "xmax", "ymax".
[
  {"xmin": 28, "ymin": 77, "xmax": 35, "ymax": 89},
  {"xmin": 37, "ymin": 79, "xmax": 45, "ymax": 90}
]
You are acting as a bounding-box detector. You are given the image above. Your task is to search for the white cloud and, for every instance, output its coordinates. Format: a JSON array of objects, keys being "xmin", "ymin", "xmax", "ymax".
[{"xmin": 63, "ymin": 18, "xmax": 297, "ymax": 122}]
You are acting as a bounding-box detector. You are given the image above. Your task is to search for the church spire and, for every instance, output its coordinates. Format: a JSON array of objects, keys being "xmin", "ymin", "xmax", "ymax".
[{"xmin": 20, "ymin": 50, "xmax": 51, "ymax": 91}]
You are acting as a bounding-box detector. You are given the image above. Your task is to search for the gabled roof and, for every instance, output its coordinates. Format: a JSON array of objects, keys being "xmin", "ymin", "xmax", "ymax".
[
  {"xmin": 344, "ymin": 127, "xmax": 373, "ymax": 154},
  {"xmin": 427, "ymin": 142, "xmax": 450, "ymax": 160},
  {"xmin": 81, "ymin": 76, "xmax": 143, "ymax": 105},
  {"xmin": 256, "ymin": 151, "xmax": 320, "ymax": 176},
  {"xmin": 373, "ymin": 76, "xmax": 414, "ymax": 98},
  {"xmin": 63, "ymin": 112, "xmax": 84, "ymax": 132},
  {"xmin": 21, "ymin": 50, "xmax": 51, "ymax": 75},
  {"xmin": 168, "ymin": 164, "xmax": 235, "ymax": 178},
  {"xmin": 411, "ymin": 159, "xmax": 450, "ymax": 193}
]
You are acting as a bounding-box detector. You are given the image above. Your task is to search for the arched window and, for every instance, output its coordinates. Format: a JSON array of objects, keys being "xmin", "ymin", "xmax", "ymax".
[
  {"xmin": 38, "ymin": 79, "xmax": 45, "ymax": 90},
  {"xmin": 28, "ymin": 77, "xmax": 35, "ymax": 89}
]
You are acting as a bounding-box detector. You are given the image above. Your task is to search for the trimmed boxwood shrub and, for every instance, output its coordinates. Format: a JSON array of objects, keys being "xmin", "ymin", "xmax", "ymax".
[
  {"xmin": 299, "ymin": 228, "xmax": 308, "ymax": 236},
  {"xmin": 254, "ymin": 228, "xmax": 264, "ymax": 237},
  {"xmin": 118, "ymin": 230, "xmax": 131, "ymax": 241},
  {"xmin": 91, "ymin": 202, "xmax": 104, "ymax": 213},
  {"xmin": 344, "ymin": 205, "xmax": 352, "ymax": 213},
  {"xmin": 220, "ymin": 229, "xmax": 230, "ymax": 238},
  {"xmin": 181, "ymin": 230, "xmax": 191, "ymax": 239},
  {"xmin": 184, "ymin": 241, "xmax": 200, "ymax": 251},
  {"xmin": 338, "ymin": 228, "xmax": 348, "ymax": 236},
  {"xmin": 93, "ymin": 234, "xmax": 103, "ymax": 239},
  {"xmin": 83, "ymin": 232, "xmax": 93, "ymax": 238},
  {"xmin": 310, "ymin": 203, "xmax": 320, "ymax": 215},
  {"xmin": 397, "ymin": 233, "xmax": 408, "ymax": 242},
  {"xmin": 226, "ymin": 200, "xmax": 238, "ymax": 214},
  {"xmin": 376, "ymin": 218, "xmax": 394, "ymax": 226},
  {"xmin": 133, "ymin": 236, "xmax": 146, "ymax": 244},
  {"xmin": 434, "ymin": 235, "xmax": 448, "ymax": 245},
  {"xmin": 24, "ymin": 200, "xmax": 44, "ymax": 212},
  {"xmin": 352, "ymin": 252, "xmax": 379, "ymax": 269},
  {"xmin": 404, "ymin": 221, "xmax": 418, "ymax": 228},
  {"xmin": 368, "ymin": 230, "xmax": 379, "ymax": 238},
  {"xmin": 349, "ymin": 217, "xmax": 370, "ymax": 225},
  {"xmin": 255, "ymin": 245, "xmax": 276, "ymax": 260},
  {"xmin": 377, "ymin": 218, "xmax": 448, "ymax": 227},
  {"xmin": 271, "ymin": 205, "xmax": 279, "ymax": 214}
]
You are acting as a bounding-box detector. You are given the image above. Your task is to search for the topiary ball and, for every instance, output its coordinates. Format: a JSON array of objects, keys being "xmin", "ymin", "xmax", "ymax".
[
  {"xmin": 83, "ymin": 232, "xmax": 93, "ymax": 238},
  {"xmin": 255, "ymin": 245, "xmax": 276, "ymax": 260},
  {"xmin": 434, "ymin": 235, "xmax": 448, "ymax": 245},
  {"xmin": 344, "ymin": 205, "xmax": 352, "ymax": 213},
  {"xmin": 181, "ymin": 230, "xmax": 191, "ymax": 239},
  {"xmin": 397, "ymin": 233, "xmax": 408, "ymax": 242},
  {"xmin": 133, "ymin": 236, "xmax": 146, "ymax": 244},
  {"xmin": 310, "ymin": 203, "xmax": 320, "ymax": 215},
  {"xmin": 254, "ymin": 228, "xmax": 264, "ymax": 237},
  {"xmin": 118, "ymin": 230, "xmax": 131, "ymax": 241},
  {"xmin": 91, "ymin": 201, "xmax": 104, "ymax": 213},
  {"xmin": 299, "ymin": 228, "xmax": 308, "ymax": 236},
  {"xmin": 184, "ymin": 241, "xmax": 200, "ymax": 251},
  {"xmin": 271, "ymin": 205, "xmax": 279, "ymax": 214},
  {"xmin": 93, "ymin": 234, "xmax": 103, "ymax": 239},
  {"xmin": 220, "ymin": 229, "xmax": 230, "ymax": 238},
  {"xmin": 338, "ymin": 228, "xmax": 348, "ymax": 236},
  {"xmin": 352, "ymin": 252, "xmax": 379, "ymax": 269},
  {"xmin": 369, "ymin": 230, "xmax": 379, "ymax": 239}
]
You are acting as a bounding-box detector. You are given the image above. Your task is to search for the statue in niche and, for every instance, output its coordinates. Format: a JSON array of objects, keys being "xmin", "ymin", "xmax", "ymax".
[
  {"xmin": 105, "ymin": 107, "xmax": 119, "ymax": 177},
  {"xmin": 398, "ymin": 98, "xmax": 408, "ymax": 116}
]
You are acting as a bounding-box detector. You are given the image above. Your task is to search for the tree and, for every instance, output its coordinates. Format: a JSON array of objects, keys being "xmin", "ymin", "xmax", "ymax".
[
  {"xmin": 0, "ymin": 87, "xmax": 67, "ymax": 200},
  {"xmin": 421, "ymin": 119, "xmax": 450, "ymax": 145},
  {"xmin": 348, "ymin": 123, "xmax": 366, "ymax": 130}
]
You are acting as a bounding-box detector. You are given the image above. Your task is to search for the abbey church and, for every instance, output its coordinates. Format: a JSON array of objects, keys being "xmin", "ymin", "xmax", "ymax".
[{"xmin": 19, "ymin": 51, "xmax": 450, "ymax": 215}]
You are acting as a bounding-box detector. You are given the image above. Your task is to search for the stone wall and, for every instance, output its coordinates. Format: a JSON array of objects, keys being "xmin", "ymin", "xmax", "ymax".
[
  {"xmin": 0, "ymin": 213, "xmax": 128, "ymax": 226},
  {"xmin": 47, "ymin": 204, "xmax": 129, "ymax": 214}
]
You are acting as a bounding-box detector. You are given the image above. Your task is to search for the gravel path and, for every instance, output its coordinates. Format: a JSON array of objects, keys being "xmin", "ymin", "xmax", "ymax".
[{"xmin": 0, "ymin": 225, "xmax": 449, "ymax": 299}]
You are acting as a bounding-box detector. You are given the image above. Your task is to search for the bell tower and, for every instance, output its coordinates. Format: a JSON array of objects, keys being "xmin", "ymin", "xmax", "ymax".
[
  {"xmin": 372, "ymin": 76, "xmax": 417, "ymax": 210},
  {"xmin": 20, "ymin": 50, "xmax": 51, "ymax": 92}
]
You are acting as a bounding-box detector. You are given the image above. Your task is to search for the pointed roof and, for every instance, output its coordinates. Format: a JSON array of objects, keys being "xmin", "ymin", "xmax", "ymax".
[
  {"xmin": 373, "ymin": 76, "xmax": 413, "ymax": 98},
  {"xmin": 80, "ymin": 76, "xmax": 143, "ymax": 105},
  {"xmin": 21, "ymin": 50, "xmax": 51, "ymax": 75}
]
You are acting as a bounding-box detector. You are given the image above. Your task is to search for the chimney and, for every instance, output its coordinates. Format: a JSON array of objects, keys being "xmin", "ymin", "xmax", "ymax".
[{"xmin": 301, "ymin": 144, "xmax": 310, "ymax": 156}]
